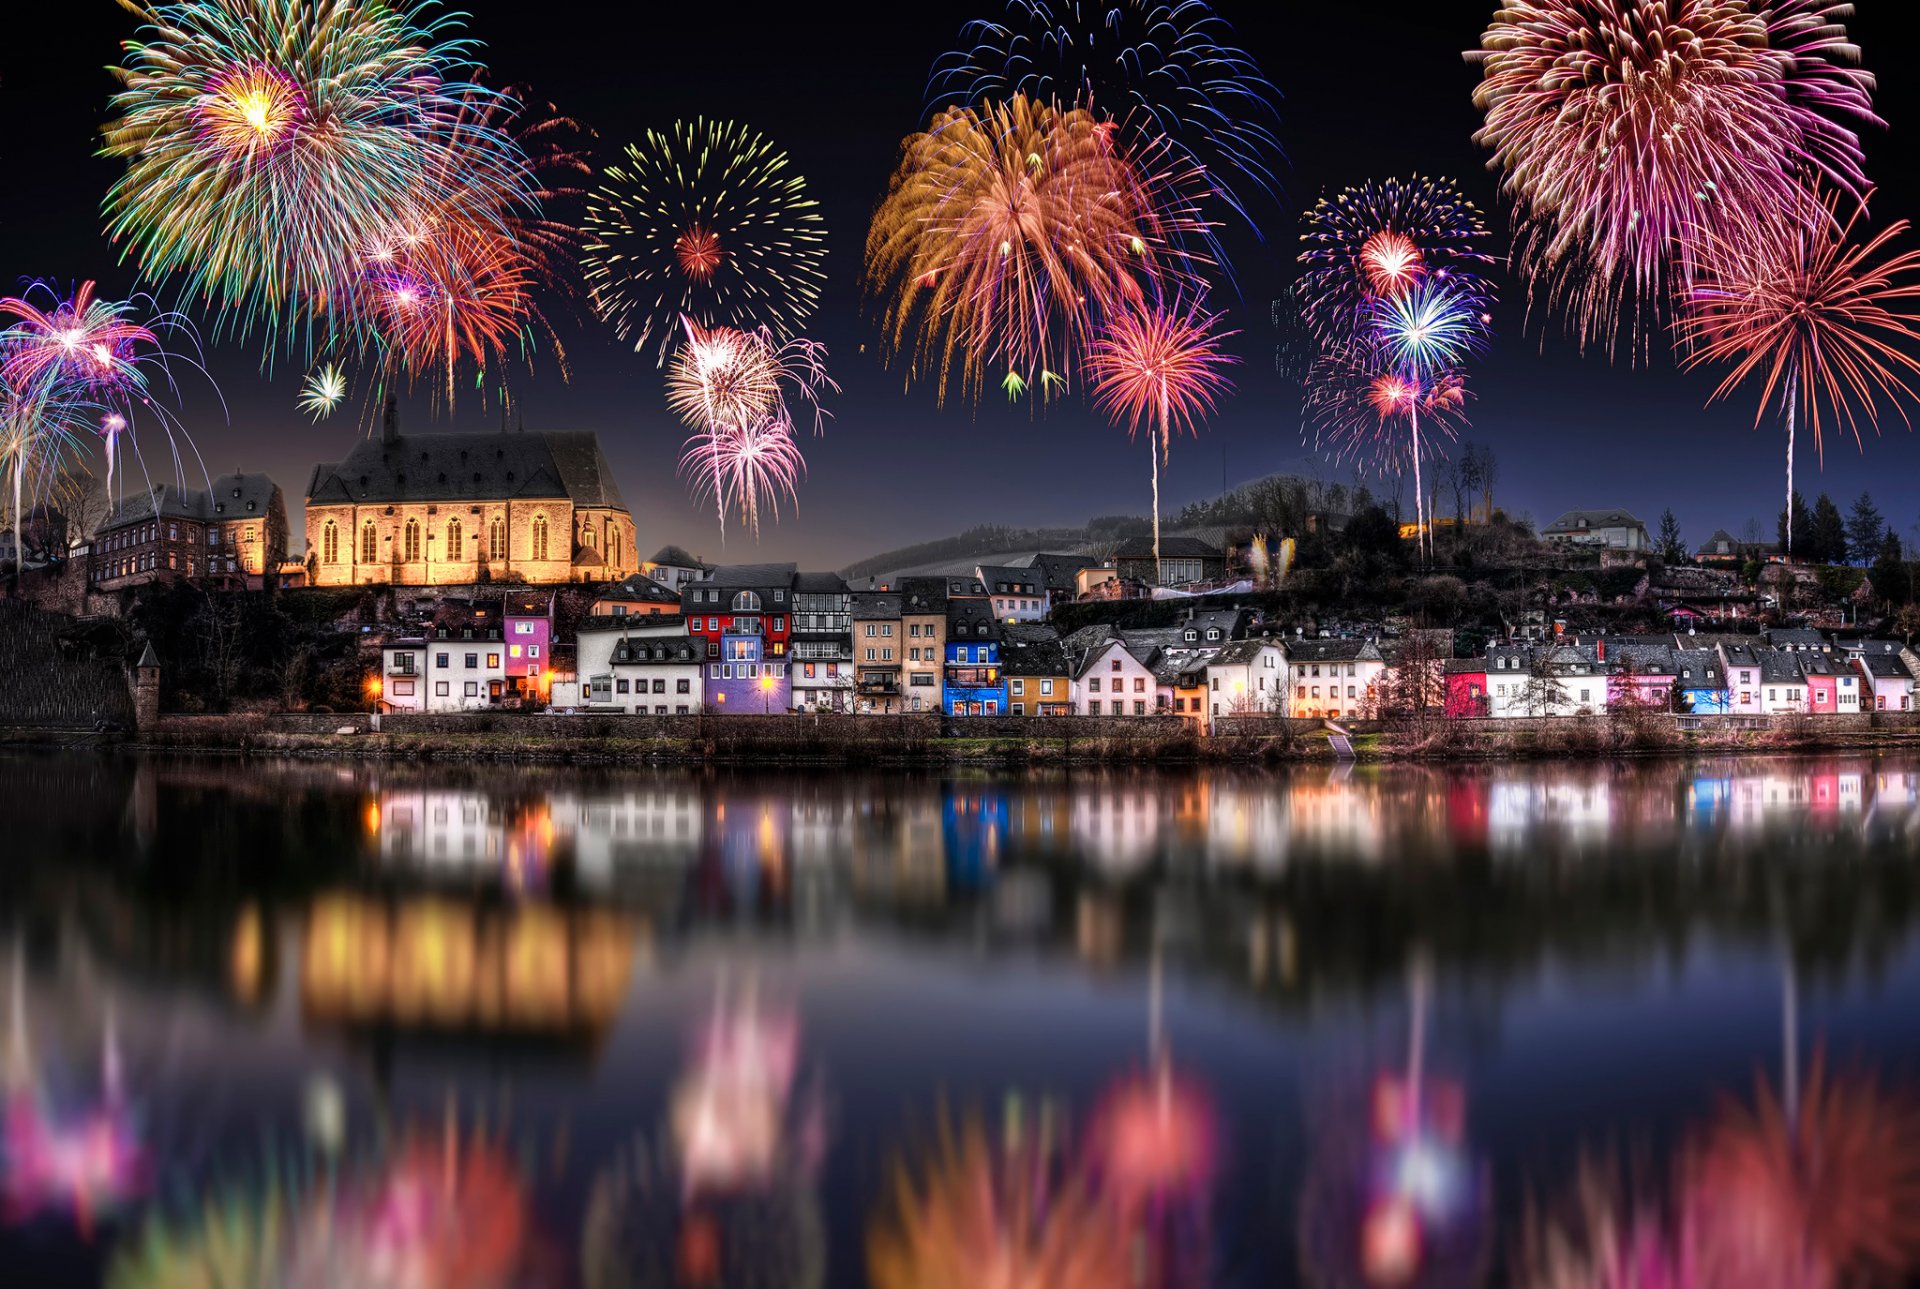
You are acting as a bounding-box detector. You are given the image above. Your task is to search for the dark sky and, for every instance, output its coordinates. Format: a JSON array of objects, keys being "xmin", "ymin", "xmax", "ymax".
[{"xmin": 6, "ymin": 1, "xmax": 1919, "ymax": 569}]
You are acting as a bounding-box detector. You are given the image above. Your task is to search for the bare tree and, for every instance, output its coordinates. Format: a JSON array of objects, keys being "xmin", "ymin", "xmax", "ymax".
[{"xmin": 196, "ymin": 590, "xmax": 246, "ymax": 708}]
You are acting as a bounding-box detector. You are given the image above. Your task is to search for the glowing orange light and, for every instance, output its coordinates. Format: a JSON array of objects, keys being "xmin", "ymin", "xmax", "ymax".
[{"xmin": 675, "ymin": 226, "xmax": 723, "ymax": 281}]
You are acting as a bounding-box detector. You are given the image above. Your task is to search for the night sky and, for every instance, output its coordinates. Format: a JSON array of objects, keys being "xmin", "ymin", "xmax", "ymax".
[{"xmin": 6, "ymin": 1, "xmax": 1920, "ymax": 569}]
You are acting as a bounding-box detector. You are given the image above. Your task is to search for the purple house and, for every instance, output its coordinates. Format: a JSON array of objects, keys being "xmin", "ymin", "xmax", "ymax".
[
  {"xmin": 504, "ymin": 593, "xmax": 554, "ymax": 701},
  {"xmin": 705, "ymin": 628, "xmax": 791, "ymax": 713}
]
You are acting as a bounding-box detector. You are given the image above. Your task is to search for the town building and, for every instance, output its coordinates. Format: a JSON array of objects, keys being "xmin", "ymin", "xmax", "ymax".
[
  {"xmin": 378, "ymin": 636, "xmax": 428, "ymax": 713},
  {"xmin": 681, "ymin": 564, "xmax": 796, "ymax": 667},
  {"xmin": 1693, "ymin": 529, "xmax": 1773, "ymax": 567},
  {"xmin": 851, "ymin": 591, "xmax": 904, "ymax": 713},
  {"xmin": 1002, "ymin": 623, "xmax": 1071, "ymax": 716},
  {"xmin": 90, "ymin": 473, "xmax": 287, "ymax": 591},
  {"xmin": 587, "ymin": 635, "xmax": 702, "ymax": 714},
  {"xmin": 1444, "ymin": 658, "xmax": 1490, "ymax": 718},
  {"xmin": 590, "ymin": 573, "xmax": 682, "ymax": 617},
  {"xmin": 1673, "ymin": 648, "xmax": 1730, "ymax": 713},
  {"xmin": 899, "ymin": 578, "xmax": 948, "ymax": 713},
  {"xmin": 1851, "ymin": 641, "xmax": 1917, "ymax": 712},
  {"xmin": 1799, "ymin": 652, "xmax": 1860, "ymax": 714},
  {"xmin": 944, "ymin": 598, "xmax": 1005, "ymax": 715},
  {"xmin": 1204, "ymin": 639, "xmax": 1289, "ymax": 720},
  {"xmin": 641, "ymin": 544, "xmax": 711, "ymax": 593},
  {"xmin": 1113, "ymin": 535, "xmax": 1227, "ymax": 588},
  {"xmin": 1286, "ymin": 638, "xmax": 1386, "ymax": 720},
  {"xmin": 1024, "ymin": 552, "xmax": 1104, "ymax": 603},
  {"xmin": 1542, "ymin": 509, "xmax": 1649, "ymax": 552},
  {"xmin": 1484, "ymin": 642, "xmax": 1606, "ymax": 717},
  {"xmin": 1756, "ymin": 649, "xmax": 1809, "ymax": 714},
  {"xmin": 976, "ymin": 565, "xmax": 1050, "ymax": 622},
  {"xmin": 503, "ymin": 594, "xmax": 554, "ymax": 700},
  {"xmin": 791, "ymin": 571, "xmax": 853, "ymax": 712},
  {"xmin": 1601, "ymin": 638, "xmax": 1679, "ymax": 709},
  {"xmin": 302, "ymin": 402, "xmax": 635, "ymax": 587},
  {"xmin": 419, "ymin": 603, "xmax": 506, "ymax": 711},
  {"xmin": 1067, "ymin": 629, "xmax": 1159, "ymax": 717},
  {"xmin": 1717, "ymin": 641, "xmax": 1767, "ymax": 714}
]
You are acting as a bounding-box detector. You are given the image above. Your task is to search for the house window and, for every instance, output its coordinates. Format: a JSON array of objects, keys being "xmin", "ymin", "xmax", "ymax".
[
  {"xmin": 1133, "ymin": 678, "xmax": 1145, "ymax": 693},
  {"xmin": 1013, "ymin": 703, "xmax": 1025, "ymax": 715},
  {"xmin": 733, "ymin": 591, "xmax": 762, "ymax": 612},
  {"xmin": 1041, "ymin": 680, "xmax": 1053, "ymax": 696},
  {"xmin": 435, "ymin": 681, "xmax": 449, "ymax": 697},
  {"xmin": 391, "ymin": 679, "xmax": 414, "ymax": 696},
  {"xmin": 617, "ymin": 679, "xmax": 630, "ymax": 694},
  {"xmin": 360, "ymin": 521, "xmax": 378, "ymax": 564},
  {"xmin": 322, "ymin": 521, "xmax": 339, "ymax": 564},
  {"xmin": 677, "ymin": 679, "xmax": 691, "ymax": 694},
  {"xmin": 1134, "ymin": 701, "xmax": 1146, "ymax": 715},
  {"xmin": 653, "ymin": 679, "xmax": 666, "ymax": 693},
  {"xmin": 464, "ymin": 682, "xmax": 478, "ymax": 697},
  {"xmin": 487, "ymin": 653, "xmax": 500, "ymax": 668},
  {"xmin": 1090, "ymin": 677, "xmax": 1102, "ymax": 693},
  {"xmin": 1111, "ymin": 658, "xmax": 1122, "ymax": 671},
  {"xmin": 436, "ymin": 653, "xmax": 449, "ymax": 669},
  {"xmin": 531, "ymin": 514, "xmax": 549, "ymax": 561},
  {"xmin": 403, "ymin": 518, "xmax": 421, "ymax": 561}
]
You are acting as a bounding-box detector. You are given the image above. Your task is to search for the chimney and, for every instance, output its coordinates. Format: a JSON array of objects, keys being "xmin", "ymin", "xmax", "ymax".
[{"xmin": 381, "ymin": 395, "xmax": 399, "ymax": 445}]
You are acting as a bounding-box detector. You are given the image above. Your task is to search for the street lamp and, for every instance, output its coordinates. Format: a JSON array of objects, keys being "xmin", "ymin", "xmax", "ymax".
[{"xmin": 760, "ymin": 672, "xmax": 775, "ymax": 714}]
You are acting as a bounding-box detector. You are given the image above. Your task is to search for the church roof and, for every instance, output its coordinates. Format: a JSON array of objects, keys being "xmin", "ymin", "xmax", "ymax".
[{"xmin": 305, "ymin": 430, "xmax": 628, "ymax": 512}]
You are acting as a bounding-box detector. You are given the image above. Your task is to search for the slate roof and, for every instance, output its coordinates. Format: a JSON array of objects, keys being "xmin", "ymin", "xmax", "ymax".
[
  {"xmin": 1208, "ymin": 639, "xmax": 1277, "ymax": 667},
  {"xmin": 1443, "ymin": 658, "xmax": 1488, "ymax": 674},
  {"xmin": 306, "ymin": 431, "xmax": 627, "ymax": 510},
  {"xmin": 897, "ymin": 577, "xmax": 950, "ymax": 615},
  {"xmin": 1719, "ymin": 642, "xmax": 1764, "ymax": 670},
  {"xmin": 599, "ymin": 573, "xmax": 680, "ymax": 605},
  {"xmin": 103, "ymin": 473, "xmax": 280, "ymax": 528},
  {"xmin": 794, "ymin": 570, "xmax": 850, "ymax": 594},
  {"xmin": 1765, "ymin": 627, "xmax": 1828, "ymax": 649},
  {"xmin": 978, "ymin": 565, "xmax": 1044, "ymax": 596},
  {"xmin": 575, "ymin": 612, "xmax": 688, "ymax": 636},
  {"xmin": 1113, "ymin": 535, "xmax": 1224, "ymax": 560},
  {"xmin": 1858, "ymin": 652, "xmax": 1915, "ymax": 679},
  {"xmin": 1543, "ymin": 508, "xmax": 1646, "ymax": 535},
  {"xmin": 1286, "ymin": 638, "xmax": 1382, "ymax": 664},
  {"xmin": 611, "ymin": 636, "xmax": 699, "ymax": 665},
  {"xmin": 1601, "ymin": 640, "xmax": 1678, "ymax": 674},
  {"xmin": 701, "ymin": 563, "xmax": 798, "ymax": 589},
  {"xmin": 1070, "ymin": 635, "xmax": 1140, "ymax": 679},
  {"xmin": 851, "ymin": 591, "xmax": 902, "ymax": 619},
  {"xmin": 1673, "ymin": 649, "xmax": 1723, "ymax": 686},
  {"xmin": 1757, "ymin": 648, "xmax": 1805, "ymax": 682},
  {"xmin": 1022, "ymin": 552, "xmax": 1099, "ymax": 594},
  {"xmin": 946, "ymin": 598, "xmax": 1001, "ymax": 638},
  {"xmin": 1001, "ymin": 625, "xmax": 1069, "ymax": 677},
  {"xmin": 650, "ymin": 544, "xmax": 708, "ymax": 569}
]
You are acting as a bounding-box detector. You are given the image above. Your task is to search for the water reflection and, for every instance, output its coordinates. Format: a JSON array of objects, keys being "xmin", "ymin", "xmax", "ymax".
[{"xmin": 5, "ymin": 752, "xmax": 1920, "ymax": 1286}]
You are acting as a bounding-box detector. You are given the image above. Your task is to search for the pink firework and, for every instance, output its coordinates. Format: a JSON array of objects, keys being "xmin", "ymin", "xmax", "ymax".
[
  {"xmin": 679, "ymin": 416, "xmax": 806, "ymax": 541},
  {"xmin": 1469, "ymin": 0, "xmax": 1882, "ymax": 353},
  {"xmin": 1085, "ymin": 295, "xmax": 1237, "ymax": 580},
  {"xmin": 1678, "ymin": 187, "xmax": 1920, "ymax": 552}
]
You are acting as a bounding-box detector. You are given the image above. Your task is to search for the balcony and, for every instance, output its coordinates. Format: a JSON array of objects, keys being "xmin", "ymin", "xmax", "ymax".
[
  {"xmin": 858, "ymin": 675, "xmax": 901, "ymax": 696},
  {"xmin": 945, "ymin": 667, "xmax": 999, "ymax": 687}
]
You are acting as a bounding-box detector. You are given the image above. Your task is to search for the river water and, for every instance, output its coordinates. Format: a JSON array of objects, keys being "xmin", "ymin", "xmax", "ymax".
[{"xmin": 3, "ymin": 752, "xmax": 1919, "ymax": 1287}]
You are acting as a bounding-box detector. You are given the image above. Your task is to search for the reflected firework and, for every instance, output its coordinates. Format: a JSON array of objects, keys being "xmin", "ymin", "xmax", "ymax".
[{"xmin": 583, "ymin": 120, "xmax": 827, "ymax": 365}]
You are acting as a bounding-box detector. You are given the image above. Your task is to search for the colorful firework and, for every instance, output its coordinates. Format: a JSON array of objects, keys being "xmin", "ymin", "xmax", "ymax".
[
  {"xmin": 1678, "ymin": 188, "xmax": 1920, "ymax": 553},
  {"xmin": 926, "ymin": 0, "xmax": 1283, "ymax": 229},
  {"xmin": 867, "ymin": 93, "xmax": 1211, "ymax": 404},
  {"xmin": 680, "ymin": 416, "xmax": 807, "ymax": 542},
  {"xmin": 867, "ymin": 1101, "xmax": 1130, "ymax": 1289},
  {"xmin": 1294, "ymin": 175, "xmax": 1495, "ymax": 347},
  {"xmin": 1468, "ymin": 0, "xmax": 1881, "ymax": 351},
  {"xmin": 582, "ymin": 119, "xmax": 827, "ymax": 365},
  {"xmin": 103, "ymin": 0, "xmax": 534, "ymax": 354},
  {"xmin": 1085, "ymin": 296, "xmax": 1237, "ymax": 579},
  {"xmin": 1370, "ymin": 278, "xmax": 1490, "ymax": 384},
  {"xmin": 298, "ymin": 364, "xmax": 347, "ymax": 419}
]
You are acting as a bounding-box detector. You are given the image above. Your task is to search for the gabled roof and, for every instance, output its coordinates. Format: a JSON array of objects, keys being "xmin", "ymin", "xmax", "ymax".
[
  {"xmin": 1757, "ymin": 648, "xmax": 1805, "ymax": 682},
  {"xmin": 1857, "ymin": 652, "xmax": 1915, "ymax": 680},
  {"xmin": 794, "ymin": 570, "xmax": 850, "ymax": 594},
  {"xmin": 977, "ymin": 565, "xmax": 1044, "ymax": 596},
  {"xmin": 1765, "ymin": 627, "xmax": 1828, "ymax": 648},
  {"xmin": 1021, "ymin": 552, "xmax": 1099, "ymax": 593},
  {"xmin": 946, "ymin": 597, "xmax": 1000, "ymax": 638},
  {"xmin": 650, "ymin": 544, "xmax": 707, "ymax": 568},
  {"xmin": 1673, "ymin": 649, "xmax": 1723, "ymax": 685},
  {"xmin": 599, "ymin": 573, "xmax": 680, "ymax": 604},
  {"xmin": 1071, "ymin": 635, "xmax": 1142, "ymax": 679},
  {"xmin": 1002, "ymin": 625, "xmax": 1069, "ymax": 677},
  {"xmin": 1544, "ymin": 508, "xmax": 1646, "ymax": 534},
  {"xmin": 611, "ymin": 635, "xmax": 699, "ymax": 665},
  {"xmin": 1287, "ymin": 638, "xmax": 1382, "ymax": 663},
  {"xmin": 305, "ymin": 431, "xmax": 620, "ymax": 507},
  {"xmin": 699, "ymin": 562, "xmax": 798, "ymax": 588},
  {"xmin": 104, "ymin": 473, "xmax": 282, "ymax": 528},
  {"xmin": 851, "ymin": 591, "xmax": 902, "ymax": 619},
  {"xmin": 1113, "ymin": 535, "xmax": 1224, "ymax": 560},
  {"xmin": 1208, "ymin": 638, "xmax": 1278, "ymax": 667}
]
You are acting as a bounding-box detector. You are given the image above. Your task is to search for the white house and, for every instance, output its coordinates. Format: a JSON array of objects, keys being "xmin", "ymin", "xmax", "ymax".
[
  {"xmin": 976, "ymin": 565, "xmax": 1051, "ymax": 623},
  {"xmin": 577, "ymin": 615, "xmax": 693, "ymax": 710},
  {"xmin": 1484, "ymin": 643, "xmax": 1607, "ymax": 718},
  {"xmin": 1756, "ymin": 649, "xmax": 1808, "ymax": 714},
  {"xmin": 1070, "ymin": 635, "xmax": 1161, "ymax": 716},
  {"xmin": 1285, "ymin": 638, "xmax": 1385, "ymax": 719},
  {"xmin": 1716, "ymin": 642, "xmax": 1766, "ymax": 715},
  {"xmin": 1542, "ymin": 508, "xmax": 1649, "ymax": 551},
  {"xmin": 420, "ymin": 624, "xmax": 506, "ymax": 711},
  {"xmin": 1204, "ymin": 639, "xmax": 1289, "ymax": 722},
  {"xmin": 1853, "ymin": 642, "xmax": 1917, "ymax": 712},
  {"xmin": 589, "ymin": 635, "xmax": 704, "ymax": 714},
  {"xmin": 379, "ymin": 636, "xmax": 429, "ymax": 713}
]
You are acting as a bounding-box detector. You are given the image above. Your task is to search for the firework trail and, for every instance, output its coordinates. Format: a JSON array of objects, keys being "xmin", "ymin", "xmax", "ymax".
[
  {"xmin": 926, "ymin": 0, "xmax": 1283, "ymax": 230},
  {"xmin": 583, "ymin": 119, "xmax": 827, "ymax": 365},
  {"xmin": 1468, "ymin": 0, "xmax": 1880, "ymax": 354},
  {"xmin": 680, "ymin": 415, "xmax": 807, "ymax": 543},
  {"xmin": 1085, "ymin": 295, "xmax": 1237, "ymax": 581}
]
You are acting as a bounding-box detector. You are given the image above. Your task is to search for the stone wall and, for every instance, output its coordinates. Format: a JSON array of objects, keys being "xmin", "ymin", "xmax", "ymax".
[{"xmin": 0, "ymin": 602, "xmax": 134, "ymax": 728}]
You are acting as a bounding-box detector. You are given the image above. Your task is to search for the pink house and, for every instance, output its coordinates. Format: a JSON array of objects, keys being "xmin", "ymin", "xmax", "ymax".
[
  {"xmin": 1799, "ymin": 654, "xmax": 1860, "ymax": 714},
  {"xmin": 1443, "ymin": 660, "xmax": 1488, "ymax": 718},
  {"xmin": 1599, "ymin": 639, "xmax": 1678, "ymax": 709},
  {"xmin": 504, "ymin": 592, "xmax": 555, "ymax": 700}
]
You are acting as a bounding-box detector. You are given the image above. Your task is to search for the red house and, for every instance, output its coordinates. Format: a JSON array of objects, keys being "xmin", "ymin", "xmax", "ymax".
[{"xmin": 1443, "ymin": 659, "xmax": 1489, "ymax": 718}]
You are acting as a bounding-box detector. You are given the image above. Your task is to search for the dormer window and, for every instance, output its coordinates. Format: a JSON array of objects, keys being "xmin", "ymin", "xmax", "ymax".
[{"xmin": 1184, "ymin": 630, "xmax": 1196, "ymax": 642}]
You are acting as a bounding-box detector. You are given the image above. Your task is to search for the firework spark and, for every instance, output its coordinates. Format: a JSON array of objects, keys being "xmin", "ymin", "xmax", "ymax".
[
  {"xmin": 1085, "ymin": 296, "xmax": 1237, "ymax": 579},
  {"xmin": 1469, "ymin": 0, "xmax": 1881, "ymax": 352},
  {"xmin": 867, "ymin": 93, "xmax": 1210, "ymax": 404},
  {"xmin": 1678, "ymin": 188, "xmax": 1920, "ymax": 552},
  {"xmin": 583, "ymin": 119, "xmax": 827, "ymax": 365},
  {"xmin": 680, "ymin": 416, "xmax": 807, "ymax": 542},
  {"xmin": 927, "ymin": 0, "xmax": 1283, "ymax": 229},
  {"xmin": 104, "ymin": 0, "xmax": 533, "ymax": 354},
  {"xmin": 298, "ymin": 364, "xmax": 347, "ymax": 419},
  {"xmin": 1295, "ymin": 175, "xmax": 1495, "ymax": 348}
]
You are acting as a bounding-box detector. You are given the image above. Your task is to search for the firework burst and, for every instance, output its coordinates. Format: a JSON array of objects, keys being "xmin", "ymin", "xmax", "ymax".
[
  {"xmin": 1469, "ymin": 0, "xmax": 1881, "ymax": 352},
  {"xmin": 1678, "ymin": 187, "xmax": 1920, "ymax": 552},
  {"xmin": 680, "ymin": 416, "xmax": 806, "ymax": 542},
  {"xmin": 298, "ymin": 364, "xmax": 347, "ymax": 420},
  {"xmin": 103, "ymin": 0, "xmax": 533, "ymax": 355},
  {"xmin": 866, "ymin": 93, "xmax": 1211, "ymax": 404},
  {"xmin": 1086, "ymin": 296, "xmax": 1237, "ymax": 579},
  {"xmin": 1295, "ymin": 175, "xmax": 1495, "ymax": 347},
  {"xmin": 926, "ymin": 0, "xmax": 1283, "ymax": 230},
  {"xmin": 583, "ymin": 119, "xmax": 827, "ymax": 365}
]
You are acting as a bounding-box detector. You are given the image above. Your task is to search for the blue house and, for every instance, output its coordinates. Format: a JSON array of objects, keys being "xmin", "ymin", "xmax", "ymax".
[
  {"xmin": 1674, "ymin": 648, "xmax": 1730, "ymax": 714},
  {"xmin": 705, "ymin": 628, "xmax": 791, "ymax": 713},
  {"xmin": 943, "ymin": 598, "xmax": 1005, "ymax": 716}
]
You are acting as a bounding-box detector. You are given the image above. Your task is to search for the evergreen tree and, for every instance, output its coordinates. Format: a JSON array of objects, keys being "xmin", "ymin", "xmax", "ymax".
[
  {"xmin": 1777, "ymin": 491, "xmax": 1810, "ymax": 557},
  {"xmin": 1808, "ymin": 494, "xmax": 1848, "ymax": 564},
  {"xmin": 1871, "ymin": 533, "xmax": 1913, "ymax": 607},
  {"xmin": 1847, "ymin": 492, "xmax": 1886, "ymax": 565},
  {"xmin": 1655, "ymin": 509, "xmax": 1686, "ymax": 563}
]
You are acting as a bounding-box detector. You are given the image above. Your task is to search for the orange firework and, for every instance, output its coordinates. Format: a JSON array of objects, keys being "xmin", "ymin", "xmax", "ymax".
[
  {"xmin": 866, "ymin": 93, "xmax": 1210, "ymax": 404},
  {"xmin": 1679, "ymin": 187, "xmax": 1920, "ymax": 552},
  {"xmin": 1361, "ymin": 231, "xmax": 1425, "ymax": 297},
  {"xmin": 675, "ymin": 227, "xmax": 724, "ymax": 282}
]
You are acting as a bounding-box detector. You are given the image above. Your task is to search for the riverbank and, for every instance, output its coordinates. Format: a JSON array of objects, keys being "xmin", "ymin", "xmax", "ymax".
[{"xmin": 7, "ymin": 708, "xmax": 1919, "ymax": 767}]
